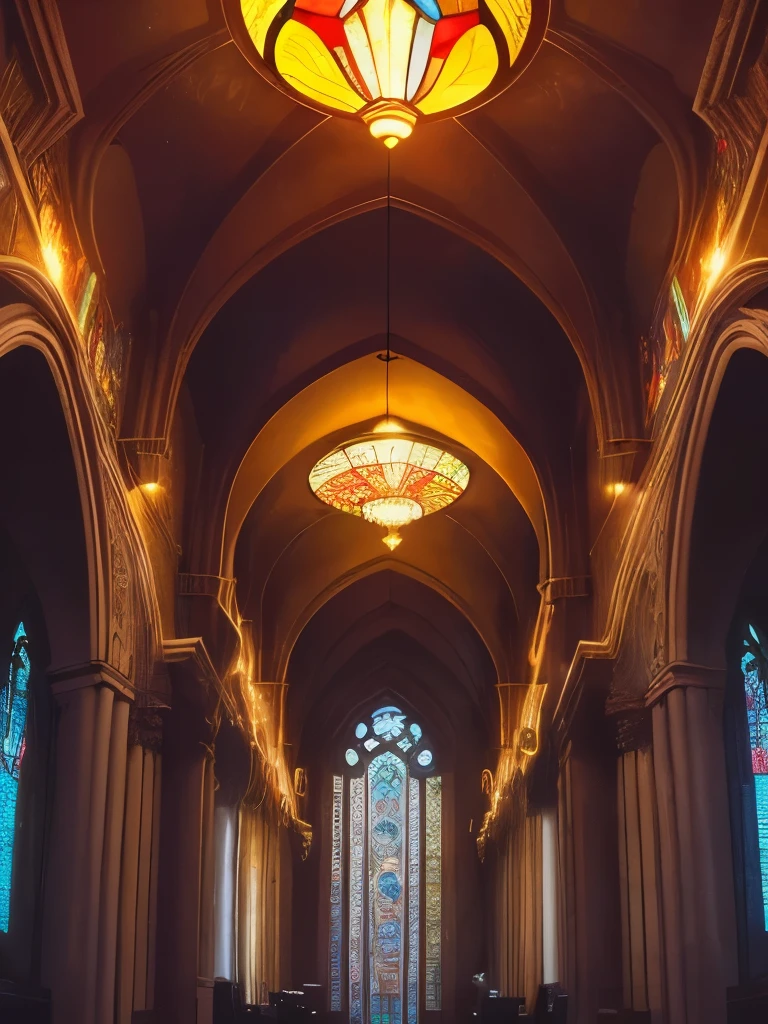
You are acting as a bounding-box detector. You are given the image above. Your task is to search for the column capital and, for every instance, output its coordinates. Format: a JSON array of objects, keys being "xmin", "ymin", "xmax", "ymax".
[
  {"xmin": 49, "ymin": 660, "xmax": 134, "ymax": 700},
  {"xmin": 645, "ymin": 660, "xmax": 726, "ymax": 707},
  {"xmin": 128, "ymin": 704, "xmax": 163, "ymax": 752},
  {"xmin": 606, "ymin": 693, "xmax": 653, "ymax": 752}
]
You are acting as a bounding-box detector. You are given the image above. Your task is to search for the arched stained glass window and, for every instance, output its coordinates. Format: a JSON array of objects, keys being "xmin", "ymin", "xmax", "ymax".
[
  {"xmin": 742, "ymin": 625, "xmax": 768, "ymax": 929},
  {"xmin": 0, "ymin": 622, "xmax": 30, "ymax": 933},
  {"xmin": 329, "ymin": 705, "xmax": 441, "ymax": 1024}
]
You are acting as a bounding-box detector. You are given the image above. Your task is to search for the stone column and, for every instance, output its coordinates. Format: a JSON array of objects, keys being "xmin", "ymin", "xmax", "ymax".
[
  {"xmin": 96, "ymin": 697, "xmax": 131, "ymax": 1023},
  {"xmin": 648, "ymin": 662, "xmax": 738, "ymax": 1024},
  {"xmin": 214, "ymin": 804, "xmax": 238, "ymax": 980},
  {"xmin": 556, "ymin": 714, "xmax": 623, "ymax": 1024},
  {"xmin": 198, "ymin": 753, "xmax": 217, "ymax": 1020},
  {"xmin": 41, "ymin": 663, "xmax": 134, "ymax": 1024},
  {"xmin": 117, "ymin": 706, "xmax": 164, "ymax": 1023},
  {"xmin": 612, "ymin": 706, "xmax": 663, "ymax": 1023},
  {"xmin": 155, "ymin": 686, "xmax": 210, "ymax": 1024},
  {"xmin": 541, "ymin": 806, "xmax": 559, "ymax": 986}
]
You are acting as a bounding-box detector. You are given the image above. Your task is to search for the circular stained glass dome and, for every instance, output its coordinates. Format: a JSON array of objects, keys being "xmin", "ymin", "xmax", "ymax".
[
  {"xmin": 228, "ymin": 0, "xmax": 549, "ymax": 148},
  {"xmin": 309, "ymin": 436, "xmax": 469, "ymax": 550}
]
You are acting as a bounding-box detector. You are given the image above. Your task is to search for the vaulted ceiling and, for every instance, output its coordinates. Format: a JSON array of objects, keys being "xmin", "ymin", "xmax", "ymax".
[{"xmin": 59, "ymin": 0, "xmax": 722, "ymax": 750}]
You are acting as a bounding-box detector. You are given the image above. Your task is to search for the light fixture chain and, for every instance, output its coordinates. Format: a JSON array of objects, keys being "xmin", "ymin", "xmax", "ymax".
[{"xmin": 386, "ymin": 148, "xmax": 391, "ymax": 417}]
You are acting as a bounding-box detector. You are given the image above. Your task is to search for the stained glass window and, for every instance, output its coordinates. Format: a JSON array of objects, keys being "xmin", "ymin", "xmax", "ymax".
[
  {"xmin": 330, "ymin": 776, "xmax": 344, "ymax": 1009},
  {"xmin": 0, "ymin": 622, "xmax": 30, "ymax": 933},
  {"xmin": 425, "ymin": 777, "xmax": 442, "ymax": 1008},
  {"xmin": 329, "ymin": 705, "xmax": 441, "ymax": 1022},
  {"xmin": 742, "ymin": 625, "xmax": 768, "ymax": 929}
]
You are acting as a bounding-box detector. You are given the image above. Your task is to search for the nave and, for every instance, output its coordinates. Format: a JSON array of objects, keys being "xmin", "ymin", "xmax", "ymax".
[{"xmin": 2, "ymin": 2, "xmax": 768, "ymax": 1023}]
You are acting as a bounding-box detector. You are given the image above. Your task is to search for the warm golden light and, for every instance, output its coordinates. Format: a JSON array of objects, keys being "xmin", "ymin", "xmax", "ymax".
[
  {"xmin": 309, "ymin": 435, "xmax": 469, "ymax": 547},
  {"xmin": 42, "ymin": 243, "xmax": 63, "ymax": 287},
  {"xmin": 141, "ymin": 481, "xmax": 161, "ymax": 495},
  {"xmin": 704, "ymin": 244, "xmax": 727, "ymax": 288},
  {"xmin": 383, "ymin": 529, "xmax": 403, "ymax": 551},
  {"xmin": 608, "ymin": 481, "xmax": 626, "ymax": 497},
  {"xmin": 373, "ymin": 417, "xmax": 406, "ymax": 433},
  {"xmin": 362, "ymin": 496, "xmax": 422, "ymax": 530},
  {"xmin": 238, "ymin": 0, "xmax": 538, "ymax": 147},
  {"xmin": 366, "ymin": 110, "xmax": 415, "ymax": 147}
]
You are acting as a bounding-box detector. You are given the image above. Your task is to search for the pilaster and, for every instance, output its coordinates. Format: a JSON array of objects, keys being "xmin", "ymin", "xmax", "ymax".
[{"xmin": 647, "ymin": 661, "xmax": 738, "ymax": 1024}]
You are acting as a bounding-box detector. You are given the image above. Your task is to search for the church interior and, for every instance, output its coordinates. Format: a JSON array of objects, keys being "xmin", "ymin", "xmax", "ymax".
[{"xmin": 2, "ymin": 1, "xmax": 768, "ymax": 1023}]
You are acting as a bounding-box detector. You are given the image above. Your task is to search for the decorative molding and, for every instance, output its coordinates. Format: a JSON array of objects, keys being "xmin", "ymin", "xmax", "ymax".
[
  {"xmin": 178, "ymin": 573, "xmax": 235, "ymax": 601},
  {"xmin": 645, "ymin": 660, "xmax": 726, "ymax": 707},
  {"xmin": 49, "ymin": 660, "xmax": 134, "ymax": 699},
  {"xmin": 537, "ymin": 576, "xmax": 590, "ymax": 603},
  {"xmin": 118, "ymin": 437, "xmax": 170, "ymax": 459},
  {"xmin": 163, "ymin": 636, "xmax": 221, "ymax": 691},
  {"xmin": 5, "ymin": 0, "xmax": 83, "ymax": 162},
  {"xmin": 694, "ymin": 0, "xmax": 764, "ymax": 121}
]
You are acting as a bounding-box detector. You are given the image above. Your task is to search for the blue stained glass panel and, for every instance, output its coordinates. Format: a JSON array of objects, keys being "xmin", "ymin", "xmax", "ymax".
[
  {"xmin": 407, "ymin": 778, "xmax": 419, "ymax": 1024},
  {"xmin": 329, "ymin": 776, "xmax": 344, "ymax": 1009},
  {"xmin": 0, "ymin": 623, "xmax": 30, "ymax": 933},
  {"xmin": 742, "ymin": 639, "xmax": 768, "ymax": 930},
  {"xmin": 369, "ymin": 752, "xmax": 405, "ymax": 1024},
  {"xmin": 350, "ymin": 777, "xmax": 365, "ymax": 1024}
]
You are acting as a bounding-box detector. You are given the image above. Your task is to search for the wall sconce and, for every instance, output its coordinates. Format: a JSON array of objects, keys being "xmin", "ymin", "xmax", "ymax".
[{"xmin": 518, "ymin": 726, "xmax": 537, "ymax": 756}]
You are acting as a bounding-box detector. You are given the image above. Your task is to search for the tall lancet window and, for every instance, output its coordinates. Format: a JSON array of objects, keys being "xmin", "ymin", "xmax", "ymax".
[
  {"xmin": 742, "ymin": 624, "xmax": 768, "ymax": 929},
  {"xmin": 0, "ymin": 622, "xmax": 30, "ymax": 932},
  {"xmin": 330, "ymin": 706, "xmax": 441, "ymax": 1024}
]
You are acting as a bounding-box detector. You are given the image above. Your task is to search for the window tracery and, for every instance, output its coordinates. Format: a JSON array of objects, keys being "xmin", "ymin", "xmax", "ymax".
[
  {"xmin": 0, "ymin": 622, "xmax": 30, "ymax": 933},
  {"xmin": 330, "ymin": 704, "xmax": 441, "ymax": 1022},
  {"xmin": 742, "ymin": 624, "xmax": 768, "ymax": 929}
]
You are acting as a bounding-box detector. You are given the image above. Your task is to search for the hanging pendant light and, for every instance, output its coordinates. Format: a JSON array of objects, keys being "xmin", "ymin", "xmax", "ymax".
[
  {"xmin": 228, "ymin": 0, "xmax": 548, "ymax": 149},
  {"xmin": 308, "ymin": 153, "xmax": 469, "ymax": 549},
  {"xmin": 309, "ymin": 435, "xmax": 469, "ymax": 549}
]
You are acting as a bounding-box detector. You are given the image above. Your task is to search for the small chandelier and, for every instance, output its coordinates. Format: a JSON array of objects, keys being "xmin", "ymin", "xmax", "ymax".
[
  {"xmin": 229, "ymin": 0, "xmax": 547, "ymax": 148},
  {"xmin": 309, "ymin": 435, "xmax": 469, "ymax": 548}
]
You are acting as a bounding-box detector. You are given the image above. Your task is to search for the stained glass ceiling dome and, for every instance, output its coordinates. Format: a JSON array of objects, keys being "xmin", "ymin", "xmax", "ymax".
[
  {"xmin": 309, "ymin": 435, "xmax": 469, "ymax": 549},
  {"xmin": 227, "ymin": 0, "xmax": 548, "ymax": 148}
]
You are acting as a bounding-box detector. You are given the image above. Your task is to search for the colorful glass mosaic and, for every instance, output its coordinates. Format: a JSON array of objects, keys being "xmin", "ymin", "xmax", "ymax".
[
  {"xmin": 350, "ymin": 776, "xmax": 366, "ymax": 1024},
  {"xmin": 742, "ymin": 626, "xmax": 768, "ymax": 929},
  {"xmin": 0, "ymin": 623, "xmax": 30, "ymax": 933},
  {"xmin": 310, "ymin": 439, "xmax": 469, "ymax": 520},
  {"xmin": 238, "ymin": 0, "xmax": 537, "ymax": 147},
  {"xmin": 424, "ymin": 776, "xmax": 441, "ymax": 1009},
  {"xmin": 407, "ymin": 777, "xmax": 420, "ymax": 1024},
  {"xmin": 332, "ymin": 708, "xmax": 441, "ymax": 1023},
  {"xmin": 369, "ymin": 752, "xmax": 405, "ymax": 1024},
  {"xmin": 330, "ymin": 776, "xmax": 344, "ymax": 1008}
]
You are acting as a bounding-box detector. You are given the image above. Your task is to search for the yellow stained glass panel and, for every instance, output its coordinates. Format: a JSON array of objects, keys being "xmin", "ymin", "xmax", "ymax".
[
  {"xmin": 361, "ymin": 0, "xmax": 417, "ymax": 100},
  {"xmin": 241, "ymin": 0, "xmax": 285, "ymax": 57},
  {"xmin": 345, "ymin": 12, "xmax": 382, "ymax": 99},
  {"xmin": 485, "ymin": 0, "xmax": 531, "ymax": 66},
  {"xmin": 275, "ymin": 20, "xmax": 366, "ymax": 112},
  {"xmin": 416, "ymin": 24, "xmax": 498, "ymax": 115}
]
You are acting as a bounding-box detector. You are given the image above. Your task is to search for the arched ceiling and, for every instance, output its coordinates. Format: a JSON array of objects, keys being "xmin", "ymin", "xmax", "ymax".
[{"xmin": 58, "ymin": 0, "xmax": 724, "ymax": 725}]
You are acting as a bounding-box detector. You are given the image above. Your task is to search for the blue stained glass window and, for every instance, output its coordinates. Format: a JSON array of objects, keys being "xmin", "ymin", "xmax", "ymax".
[
  {"xmin": 331, "ymin": 706, "xmax": 440, "ymax": 1022},
  {"xmin": 0, "ymin": 622, "xmax": 30, "ymax": 933},
  {"xmin": 742, "ymin": 626, "xmax": 768, "ymax": 930}
]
